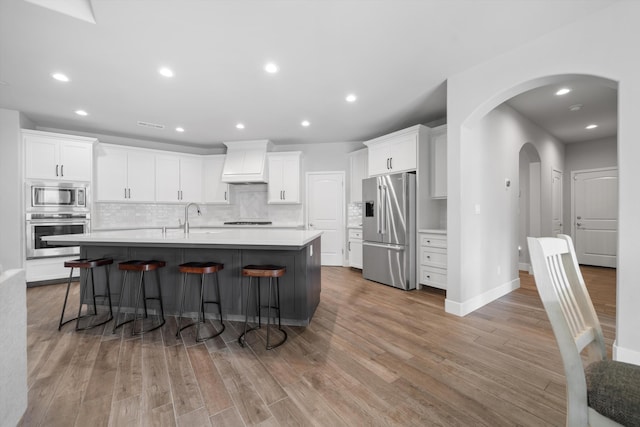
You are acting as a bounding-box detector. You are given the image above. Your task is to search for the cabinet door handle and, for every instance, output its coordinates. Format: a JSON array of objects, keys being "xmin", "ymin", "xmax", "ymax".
[
  {"xmin": 427, "ymin": 255, "xmax": 431, "ymax": 259},
  {"xmin": 56, "ymin": 164, "xmax": 59, "ymax": 176},
  {"xmin": 389, "ymin": 158, "xmax": 392, "ymax": 169},
  {"xmin": 386, "ymin": 158, "xmax": 389, "ymax": 170},
  {"xmin": 224, "ymin": 191, "xmax": 227, "ymax": 201},
  {"xmin": 283, "ymin": 190, "xmax": 286, "ymax": 200},
  {"xmin": 128, "ymin": 188, "xmax": 131, "ymax": 199},
  {"xmin": 61, "ymin": 165, "xmax": 64, "ymax": 176},
  {"xmin": 348, "ymin": 241, "xmax": 351, "ymax": 251},
  {"xmin": 124, "ymin": 188, "xmax": 127, "ymax": 199}
]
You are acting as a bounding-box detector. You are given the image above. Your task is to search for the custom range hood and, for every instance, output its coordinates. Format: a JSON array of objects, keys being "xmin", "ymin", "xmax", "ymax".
[{"xmin": 221, "ymin": 140, "xmax": 272, "ymax": 184}]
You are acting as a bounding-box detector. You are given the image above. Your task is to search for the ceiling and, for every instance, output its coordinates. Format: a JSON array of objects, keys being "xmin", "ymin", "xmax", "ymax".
[{"xmin": 0, "ymin": 0, "xmax": 619, "ymax": 149}]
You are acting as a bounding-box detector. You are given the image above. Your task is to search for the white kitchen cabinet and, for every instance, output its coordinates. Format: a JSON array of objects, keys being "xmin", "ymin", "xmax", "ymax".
[
  {"xmin": 95, "ymin": 144, "xmax": 155, "ymax": 202},
  {"xmin": 418, "ymin": 231, "xmax": 447, "ymax": 290},
  {"xmin": 268, "ymin": 152, "xmax": 301, "ymax": 204},
  {"xmin": 364, "ymin": 125, "xmax": 426, "ymax": 176},
  {"xmin": 24, "ymin": 130, "xmax": 95, "ymax": 182},
  {"xmin": 349, "ymin": 148, "xmax": 368, "ymax": 203},
  {"xmin": 203, "ymin": 155, "xmax": 231, "ymax": 204},
  {"xmin": 431, "ymin": 125, "xmax": 447, "ymax": 199},
  {"xmin": 155, "ymin": 154, "xmax": 203, "ymax": 202},
  {"xmin": 348, "ymin": 228, "xmax": 363, "ymax": 269}
]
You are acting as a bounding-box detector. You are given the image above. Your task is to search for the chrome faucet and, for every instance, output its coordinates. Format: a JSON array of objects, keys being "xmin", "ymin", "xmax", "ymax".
[{"xmin": 183, "ymin": 202, "xmax": 201, "ymax": 234}]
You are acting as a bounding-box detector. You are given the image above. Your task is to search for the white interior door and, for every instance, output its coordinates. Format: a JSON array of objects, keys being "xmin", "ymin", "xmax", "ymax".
[
  {"xmin": 551, "ymin": 169, "xmax": 563, "ymax": 236},
  {"xmin": 573, "ymin": 168, "xmax": 618, "ymax": 267},
  {"xmin": 307, "ymin": 172, "xmax": 345, "ymax": 266}
]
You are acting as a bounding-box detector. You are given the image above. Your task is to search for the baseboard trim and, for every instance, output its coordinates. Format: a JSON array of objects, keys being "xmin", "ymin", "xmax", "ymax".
[
  {"xmin": 518, "ymin": 262, "xmax": 530, "ymax": 272},
  {"xmin": 445, "ymin": 278, "xmax": 520, "ymax": 317},
  {"xmin": 613, "ymin": 341, "xmax": 640, "ymax": 365}
]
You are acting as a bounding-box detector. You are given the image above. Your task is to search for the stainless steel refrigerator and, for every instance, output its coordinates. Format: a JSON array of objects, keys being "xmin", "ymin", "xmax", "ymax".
[{"xmin": 362, "ymin": 172, "xmax": 416, "ymax": 290}]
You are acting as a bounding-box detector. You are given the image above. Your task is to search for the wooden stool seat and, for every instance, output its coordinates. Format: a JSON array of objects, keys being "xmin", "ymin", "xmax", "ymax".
[
  {"xmin": 118, "ymin": 260, "xmax": 166, "ymax": 272},
  {"xmin": 179, "ymin": 262, "xmax": 223, "ymax": 275},
  {"xmin": 239, "ymin": 264, "xmax": 287, "ymax": 350},
  {"xmin": 113, "ymin": 260, "xmax": 166, "ymax": 335},
  {"xmin": 64, "ymin": 258, "xmax": 113, "ymax": 269},
  {"xmin": 242, "ymin": 265, "xmax": 286, "ymax": 278},
  {"xmin": 59, "ymin": 257, "xmax": 114, "ymax": 331}
]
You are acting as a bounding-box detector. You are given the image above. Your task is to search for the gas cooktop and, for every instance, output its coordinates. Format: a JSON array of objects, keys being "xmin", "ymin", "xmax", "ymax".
[{"xmin": 223, "ymin": 221, "xmax": 273, "ymax": 225}]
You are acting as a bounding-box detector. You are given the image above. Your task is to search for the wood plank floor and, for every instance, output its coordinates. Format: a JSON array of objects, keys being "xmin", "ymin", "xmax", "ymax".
[{"xmin": 19, "ymin": 265, "xmax": 616, "ymax": 426}]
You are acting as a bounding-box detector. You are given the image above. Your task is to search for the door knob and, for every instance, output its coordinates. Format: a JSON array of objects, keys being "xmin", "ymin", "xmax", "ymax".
[
  {"xmin": 577, "ymin": 223, "xmax": 582, "ymax": 227},
  {"xmin": 309, "ymin": 223, "xmax": 314, "ymax": 227}
]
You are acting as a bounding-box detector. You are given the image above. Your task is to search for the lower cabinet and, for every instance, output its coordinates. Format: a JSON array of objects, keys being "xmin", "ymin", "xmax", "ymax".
[
  {"xmin": 348, "ymin": 228, "xmax": 363, "ymax": 269},
  {"xmin": 418, "ymin": 231, "xmax": 447, "ymax": 290}
]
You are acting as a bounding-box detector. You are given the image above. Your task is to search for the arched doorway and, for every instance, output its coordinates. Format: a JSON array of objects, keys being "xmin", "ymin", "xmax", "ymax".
[
  {"xmin": 518, "ymin": 142, "xmax": 541, "ymax": 271},
  {"xmin": 445, "ymin": 74, "xmax": 618, "ymax": 317}
]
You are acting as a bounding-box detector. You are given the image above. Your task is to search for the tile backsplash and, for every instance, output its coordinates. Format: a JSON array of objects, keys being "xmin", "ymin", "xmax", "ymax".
[
  {"xmin": 93, "ymin": 184, "xmax": 303, "ymax": 229},
  {"xmin": 348, "ymin": 202, "xmax": 363, "ymax": 227}
]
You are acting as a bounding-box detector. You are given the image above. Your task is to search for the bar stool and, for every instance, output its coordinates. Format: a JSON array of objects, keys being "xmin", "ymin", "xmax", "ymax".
[
  {"xmin": 59, "ymin": 258, "xmax": 114, "ymax": 331},
  {"xmin": 238, "ymin": 265, "xmax": 287, "ymax": 350},
  {"xmin": 113, "ymin": 260, "xmax": 166, "ymax": 335},
  {"xmin": 176, "ymin": 262, "xmax": 225, "ymax": 342}
]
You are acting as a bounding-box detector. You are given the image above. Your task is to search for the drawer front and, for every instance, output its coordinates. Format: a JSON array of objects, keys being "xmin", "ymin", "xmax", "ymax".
[
  {"xmin": 419, "ymin": 266, "xmax": 447, "ymax": 290},
  {"xmin": 420, "ymin": 234, "xmax": 446, "ymax": 249},
  {"xmin": 348, "ymin": 229, "xmax": 363, "ymax": 240},
  {"xmin": 420, "ymin": 247, "xmax": 447, "ymax": 268}
]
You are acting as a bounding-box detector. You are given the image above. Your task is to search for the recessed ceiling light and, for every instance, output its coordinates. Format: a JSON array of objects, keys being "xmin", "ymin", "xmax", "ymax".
[
  {"xmin": 586, "ymin": 124, "xmax": 598, "ymax": 130},
  {"xmin": 555, "ymin": 88, "xmax": 571, "ymax": 96},
  {"xmin": 569, "ymin": 104, "xmax": 583, "ymax": 111},
  {"xmin": 301, "ymin": 120, "xmax": 310, "ymax": 127},
  {"xmin": 236, "ymin": 123, "xmax": 245, "ymax": 129},
  {"xmin": 52, "ymin": 73, "xmax": 70, "ymax": 82},
  {"xmin": 264, "ymin": 62, "xmax": 279, "ymax": 73},
  {"xmin": 175, "ymin": 127, "xmax": 185, "ymax": 132},
  {"xmin": 346, "ymin": 94, "xmax": 357, "ymax": 103},
  {"xmin": 75, "ymin": 109, "xmax": 88, "ymax": 116},
  {"xmin": 158, "ymin": 67, "xmax": 174, "ymax": 78}
]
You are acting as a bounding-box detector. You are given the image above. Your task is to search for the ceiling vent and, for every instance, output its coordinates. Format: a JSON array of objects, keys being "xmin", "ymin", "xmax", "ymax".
[{"xmin": 137, "ymin": 121, "xmax": 165, "ymax": 129}]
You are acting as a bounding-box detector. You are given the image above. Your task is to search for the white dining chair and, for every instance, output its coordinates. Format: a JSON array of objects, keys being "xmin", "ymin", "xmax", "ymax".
[{"xmin": 527, "ymin": 234, "xmax": 640, "ymax": 426}]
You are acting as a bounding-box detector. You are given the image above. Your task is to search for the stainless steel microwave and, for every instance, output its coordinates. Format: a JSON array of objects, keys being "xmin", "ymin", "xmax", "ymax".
[{"xmin": 28, "ymin": 182, "xmax": 89, "ymax": 209}]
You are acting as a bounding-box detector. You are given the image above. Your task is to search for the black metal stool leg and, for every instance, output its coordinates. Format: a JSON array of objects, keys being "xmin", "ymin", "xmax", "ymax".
[
  {"xmin": 105, "ymin": 265, "xmax": 114, "ymax": 320},
  {"xmin": 196, "ymin": 273, "xmax": 205, "ymax": 340},
  {"xmin": 90, "ymin": 268, "xmax": 98, "ymax": 315},
  {"xmin": 75, "ymin": 268, "xmax": 87, "ymax": 331},
  {"xmin": 155, "ymin": 269, "xmax": 165, "ymax": 327},
  {"xmin": 176, "ymin": 272, "xmax": 188, "ymax": 338},
  {"xmin": 215, "ymin": 272, "xmax": 225, "ymax": 329},
  {"xmin": 132, "ymin": 271, "xmax": 144, "ymax": 335},
  {"xmin": 59, "ymin": 267, "xmax": 75, "ymax": 330},
  {"xmin": 113, "ymin": 270, "xmax": 128, "ymax": 334},
  {"xmin": 266, "ymin": 277, "xmax": 287, "ymax": 350}
]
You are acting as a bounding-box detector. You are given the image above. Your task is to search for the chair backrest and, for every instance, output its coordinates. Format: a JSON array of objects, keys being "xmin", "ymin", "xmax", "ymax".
[{"xmin": 527, "ymin": 234, "xmax": 607, "ymax": 426}]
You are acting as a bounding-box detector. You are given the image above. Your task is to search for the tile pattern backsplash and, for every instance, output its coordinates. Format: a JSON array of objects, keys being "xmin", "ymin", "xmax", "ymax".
[
  {"xmin": 93, "ymin": 184, "xmax": 303, "ymax": 229},
  {"xmin": 348, "ymin": 202, "xmax": 363, "ymax": 227}
]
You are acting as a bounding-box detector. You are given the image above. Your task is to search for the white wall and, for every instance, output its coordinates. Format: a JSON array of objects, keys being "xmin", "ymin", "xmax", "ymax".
[
  {"xmin": 446, "ymin": 1, "xmax": 640, "ymax": 363},
  {"xmin": 0, "ymin": 109, "xmax": 30, "ymax": 270},
  {"xmin": 444, "ymin": 103, "xmax": 564, "ymax": 316},
  {"xmin": 563, "ymin": 136, "xmax": 617, "ymax": 234}
]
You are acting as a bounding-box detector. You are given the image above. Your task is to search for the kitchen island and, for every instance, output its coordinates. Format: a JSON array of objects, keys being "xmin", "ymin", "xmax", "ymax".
[{"xmin": 45, "ymin": 228, "xmax": 322, "ymax": 326}]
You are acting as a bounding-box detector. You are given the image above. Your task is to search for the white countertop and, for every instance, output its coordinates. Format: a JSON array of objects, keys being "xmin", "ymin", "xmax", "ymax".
[{"xmin": 45, "ymin": 228, "xmax": 323, "ymax": 248}]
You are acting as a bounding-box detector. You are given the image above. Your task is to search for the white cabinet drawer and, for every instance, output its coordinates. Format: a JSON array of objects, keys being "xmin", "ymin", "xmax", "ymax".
[
  {"xmin": 419, "ymin": 266, "xmax": 447, "ymax": 290},
  {"xmin": 348, "ymin": 229, "xmax": 363, "ymax": 240},
  {"xmin": 420, "ymin": 247, "xmax": 447, "ymax": 269},
  {"xmin": 420, "ymin": 234, "xmax": 446, "ymax": 249}
]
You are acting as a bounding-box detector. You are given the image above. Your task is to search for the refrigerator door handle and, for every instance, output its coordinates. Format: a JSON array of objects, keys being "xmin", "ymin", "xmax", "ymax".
[
  {"xmin": 381, "ymin": 184, "xmax": 387, "ymax": 235},
  {"xmin": 376, "ymin": 183, "xmax": 382, "ymax": 234},
  {"xmin": 363, "ymin": 241, "xmax": 404, "ymax": 251}
]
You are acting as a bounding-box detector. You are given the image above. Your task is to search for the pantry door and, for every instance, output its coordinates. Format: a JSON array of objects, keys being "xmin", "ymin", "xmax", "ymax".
[
  {"xmin": 306, "ymin": 172, "xmax": 345, "ymax": 266},
  {"xmin": 573, "ymin": 167, "xmax": 618, "ymax": 267}
]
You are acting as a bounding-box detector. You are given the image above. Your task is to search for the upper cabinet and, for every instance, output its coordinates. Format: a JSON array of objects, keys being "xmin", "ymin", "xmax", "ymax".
[
  {"xmin": 203, "ymin": 155, "xmax": 231, "ymax": 204},
  {"xmin": 364, "ymin": 125, "xmax": 427, "ymax": 176},
  {"xmin": 349, "ymin": 148, "xmax": 368, "ymax": 203},
  {"xmin": 431, "ymin": 125, "xmax": 447, "ymax": 199},
  {"xmin": 268, "ymin": 152, "xmax": 301, "ymax": 204},
  {"xmin": 24, "ymin": 130, "xmax": 95, "ymax": 182},
  {"xmin": 155, "ymin": 154, "xmax": 203, "ymax": 203},
  {"xmin": 95, "ymin": 144, "xmax": 155, "ymax": 202}
]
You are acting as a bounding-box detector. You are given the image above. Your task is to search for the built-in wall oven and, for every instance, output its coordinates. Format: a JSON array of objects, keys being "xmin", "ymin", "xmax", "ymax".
[{"xmin": 25, "ymin": 182, "xmax": 90, "ymax": 259}]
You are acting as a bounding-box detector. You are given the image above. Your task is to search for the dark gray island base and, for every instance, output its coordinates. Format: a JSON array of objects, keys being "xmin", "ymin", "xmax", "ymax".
[{"xmin": 79, "ymin": 237, "xmax": 321, "ymax": 326}]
